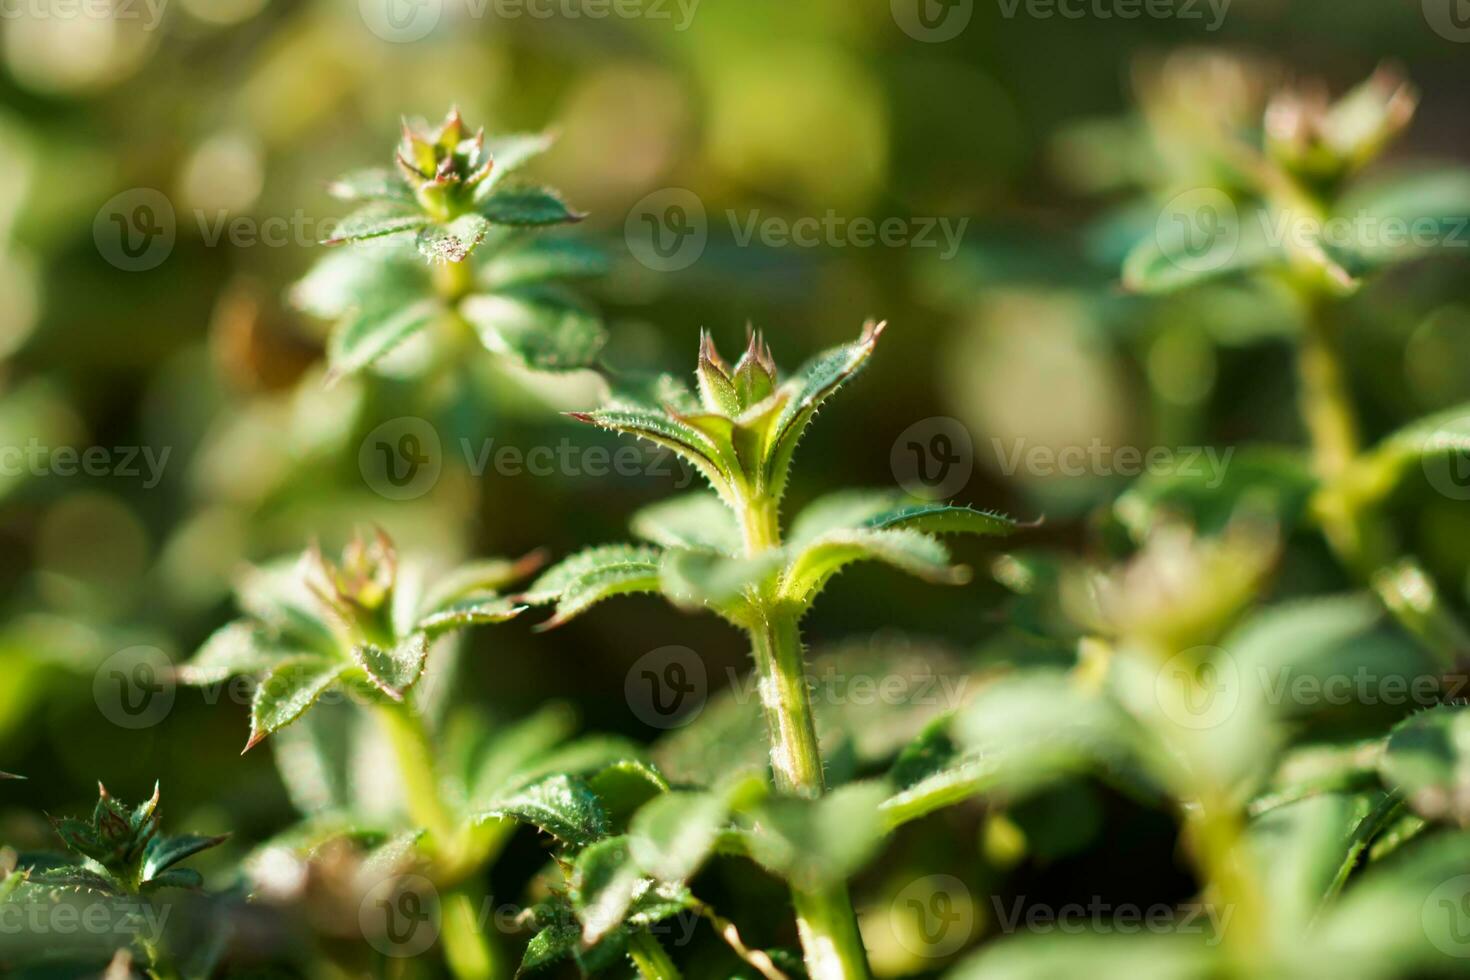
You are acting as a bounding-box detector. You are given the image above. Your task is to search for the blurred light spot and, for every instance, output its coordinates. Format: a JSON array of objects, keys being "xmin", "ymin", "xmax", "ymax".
[
  {"xmin": 37, "ymin": 493, "xmax": 150, "ymax": 609},
  {"xmin": 1405, "ymin": 306, "xmax": 1470, "ymax": 409},
  {"xmin": 179, "ymin": 132, "xmax": 265, "ymax": 214},
  {"xmin": 3, "ymin": 1, "xmax": 157, "ymax": 94},
  {"xmin": 0, "ymin": 250, "xmax": 40, "ymax": 358},
  {"xmin": 549, "ymin": 64, "xmax": 690, "ymax": 219},
  {"xmin": 705, "ymin": 45, "xmax": 886, "ymax": 208},
  {"xmin": 1147, "ymin": 325, "xmax": 1216, "ymax": 407}
]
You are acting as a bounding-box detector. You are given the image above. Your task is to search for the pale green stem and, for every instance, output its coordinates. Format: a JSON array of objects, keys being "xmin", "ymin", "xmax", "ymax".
[
  {"xmin": 1297, "ymin": 295, "xmax": 1470, "ymax": 668},
  {"xmin": 627, "ymin": 930, "xmax": 683, "ymax": 980},
  {"xmin": 374, "ymin": 702, "xmax": 455, "ymax": 847},
  {"xmin": 441, "ymin": 884, "xmax": 505, "ymax": 980},
  {"xmin": 737, "ymin": 493, "xmax": 872, "ymax": 980}
]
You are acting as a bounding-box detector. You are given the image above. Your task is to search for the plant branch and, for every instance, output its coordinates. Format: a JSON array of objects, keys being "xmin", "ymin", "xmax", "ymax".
[{"xmin": 737, "ymin": 496, "xmax": 871, "ymax": 980}]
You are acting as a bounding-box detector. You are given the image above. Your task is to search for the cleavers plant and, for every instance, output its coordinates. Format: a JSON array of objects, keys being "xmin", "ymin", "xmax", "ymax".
[{"xmin": 520, "ymin": 324, "xmax": 1022, "ymax": 978}]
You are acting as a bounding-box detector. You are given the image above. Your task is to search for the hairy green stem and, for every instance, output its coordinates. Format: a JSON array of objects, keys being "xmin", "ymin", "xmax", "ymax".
[
  {"xmin": 627, "ymin": 930, "xmax": 683, "ymax": 980},
  {"xmin": 375, "ymin": 702, "xmax": 455, "ymax": 847},
  {"xmin": 738, "ymin": 494, "xmax": 871, "ymax": 980},
  {"xmin": 1297, "ymin": 295, "xmax": 1470, "ymax": 668},
  {"xmin": 441, "ymin": 884, "xmax": 504, "ymax": 980}
]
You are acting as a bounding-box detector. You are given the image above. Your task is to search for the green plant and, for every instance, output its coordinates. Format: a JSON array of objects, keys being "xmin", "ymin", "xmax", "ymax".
[
  {"xmin": 1123, "ymin": 66, "xmax": 1470, "ymax": 668},
  {"xmin": 9, "ymin": 784, "xmax": 227, "ymax": 978},
  {"xmin": 181, "ymin": 530, "xmax": 546, "ymax": 977},
  {"xmin": 295, "ymin": 108, "xmax": 605, "ymax": 382},
  {"xmin": 519, "ymin": 324, "xmax": 1022, "ymax": 978}
]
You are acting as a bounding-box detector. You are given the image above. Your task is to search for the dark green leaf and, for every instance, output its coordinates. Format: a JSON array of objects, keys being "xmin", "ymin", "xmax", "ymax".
[
  {"xmin": 327, "ymin": 168, "xmax": 413, "ymax": 203},
  {"xmin": 478, "ymin": 773, "xmax": 610, "ymax": 846},
  {"xmin": 246, "ymin": 657, "xmax": 349, "ymax": 752},
  {"xmin": 478, "ymin": 237, "xmax": 607, "ymax": 289},
  {"xmin": 323, "ymin": 202, "xmax": 428, "ymax": 245},
  {"xmin": 478, "ymin": 186, "xmax": 584, "ymax": 226},
  {"xmin": 326, "ymin": 297, "xmax": 441, "ymax": 380},
  {"xmin": 1379, "ymin": 703, "xmax": 1470, "ymax": 827},
  {"xmin": 460, "ymin": 288, "xmax": 605, "ymax": 372},
  {"xmin": 351, "ymin": 633, "xmax": 429, "ymax": 701}
]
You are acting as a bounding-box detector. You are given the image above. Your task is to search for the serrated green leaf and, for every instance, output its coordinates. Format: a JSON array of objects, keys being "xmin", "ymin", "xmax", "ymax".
[
  {"xmin": 571, "ymin": 837, "xmax": 645, "ymax": 944},
  {"xmin": 862, "ymin": 502, "xmax": 1024, "ymax": 538},
  {"xmin": 478, "ymin": 773, "xmax": 609, "ymax": 846},
  {"xmin": 22, "ymin": 866, "xmax": 120, "ymax": 895},
  {"xmin": 351, "ymin": 633, "xmax": 428, "ymax": 701},
  {"xmin": 460, "ymin": 288, "xmax": 605, "ymax": 371},
  {"xmin": 449, "ymin": 703, "xmax": 578, "ymax": 809},
  {"xmin": 570, "ymin": 407, "xmax": 731, "ymax": 496},
  {"xmin": 588, "ymin": 760, "xmax": 669, "ymax": 829},
  {"xmin": 323, "ymin": 202, "xmax": 429, "ymax": 245},
  {"xmin": 478, "ymin": 237, "xmax": 607, "ymax": 289},
  {"xmin": 780, "ymin": 528, "xmax": 965, "ymax": 605},
  {"xmin": 474, "ymin": 132, "xmax": 556, "ymax": 199},
  {"xmin": 766, "ymin": 321, "xmax": 883, "ymax": 499},
  {"xmin": 522, "ymin": 544, "xmax": 663, "ymax": 629},
  {"xmin": 1379, "ymin": 703, "xmax": 1470, "ymax": 827},
  {"xmin": 419, "ymin": 556, "xmax": 542, "ymax": 614},
  {"xmin": 417, "ymin": 213, "xmax": 493, "ymax": 262},
  {"xmin": 326, "ymin": 297, "xmax": 441, "ymax": 380},
  {"xmin": 787, "ymin": 490, "xmax": 911, "ymax": 545},
  {"xmin": 327, "ymin": 168, "xmax": 413, "ymax": 203},
  {"xmin": 178, "ymin": 621, "xmax": 296, "ymax": 686},
  {"xmin": 521, "ymin": 545, "xmax": 663, "ymax": 605},
  {"xmin": 417, "ymin": 595, "xmax": 523, "ymax": 638},
  {"xmin": 630, "ymin": 492, "xmax": 741, "ymax": 554},
  {"xmin": 141, "ymin": 867, "xmax": 204, "ymax": 891},
  {"xmin": 142, "ymin": 833, "xmax": 228, "ymax": 880},
  {"xmin": 478, "ymin": 186, "xmax": 584, "ymax": 226},
  {"xmin": 246, "ymin": 657, "xmax": 350, "ymax": 752}
]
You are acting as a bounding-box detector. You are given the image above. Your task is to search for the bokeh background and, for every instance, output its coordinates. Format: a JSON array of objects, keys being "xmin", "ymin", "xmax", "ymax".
[{"xmin": 3, "ymin": 0, "xmax": 1470, "ymax": 974}]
